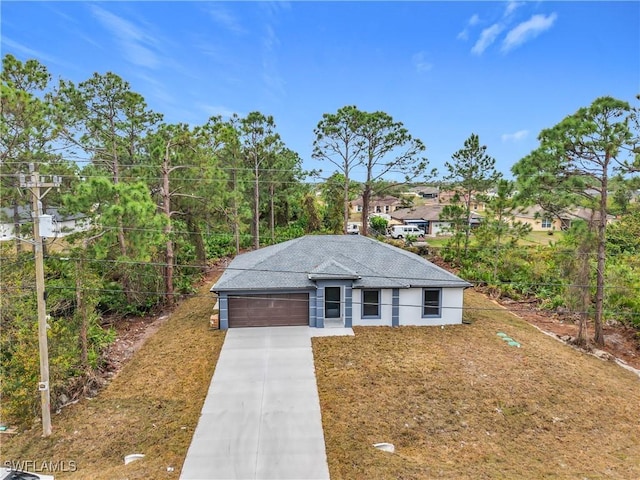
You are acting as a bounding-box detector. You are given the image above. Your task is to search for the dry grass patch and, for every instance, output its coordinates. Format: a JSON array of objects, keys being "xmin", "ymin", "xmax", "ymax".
[
  {"xmin": 313, "ymin": 290, "xmax": 640, "ymax": 480},
  {"xmin": 1, "ymin": 276, "xmax": 225, "ymax": 479}
]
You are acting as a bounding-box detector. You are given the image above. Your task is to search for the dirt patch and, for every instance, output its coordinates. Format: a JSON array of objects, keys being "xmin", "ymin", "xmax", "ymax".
[
  {"xmin": 496, "ymin": 297, "xmax": 640, "ymax": 372},
  {"xmin": 102, "ymin": 314, "xmax": 171, "ymax": 377}
]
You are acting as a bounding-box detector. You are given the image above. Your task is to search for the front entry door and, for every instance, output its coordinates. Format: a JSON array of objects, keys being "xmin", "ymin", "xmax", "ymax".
[{"xmin": 325, "ymin": 287, "xmax": 341, "ymax": 319}]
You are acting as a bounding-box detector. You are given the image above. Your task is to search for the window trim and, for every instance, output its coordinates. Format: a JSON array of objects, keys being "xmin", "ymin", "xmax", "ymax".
[
  {"xmin": 422, "ymin": 288, "xmax": 442, "ymax": 318},
  {"xmin": 361, "ymin": 289, "xmax": 381, "ymax": 319},
  {"xmin": 541, "ymin": 218, "xmax": 552, "ymax": 229}
]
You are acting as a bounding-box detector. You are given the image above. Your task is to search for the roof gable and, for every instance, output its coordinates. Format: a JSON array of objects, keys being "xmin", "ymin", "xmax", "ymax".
[{"xmin": 308, "ymin": 259, "xmax": 360, "ymax": 280}]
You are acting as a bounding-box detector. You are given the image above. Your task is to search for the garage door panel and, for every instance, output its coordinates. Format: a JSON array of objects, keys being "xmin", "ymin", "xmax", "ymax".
[{"xmin": 228, "ymin": 293, "xmax": 309, "ymax": 327}]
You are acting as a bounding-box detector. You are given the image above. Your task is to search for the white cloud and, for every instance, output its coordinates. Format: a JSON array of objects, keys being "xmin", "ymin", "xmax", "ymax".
[
  {"xmin": 502, "ymin": 13, "xmax": 558, "ymax": 52},
  {"xmin": 412, "ymin": 52, "xmax": 433, "ymax": 73},
  {"xmin": 90, "ymin": 5, "xmax": 160, "ymax": 68},
  {"xmin": 1, "ymin": 37, "xmax": 64, "ymax": 66},
  {"xmin": 471, "ymin": 23, "xmax": 504, "ymax": 55},
  {"xmin": 501, "ymin": 130, "xmax": 529, "ymax": 142},
  {"xmin": 206, "ymin": 5, "xmax": 246, "ymax": 35},
  {"xmin": 457, "ymin": 13, "xmax": 480, "ymax": 40},
  {"xmin": 504, "ymin": 1, "xmax": 524, "ymax": 18},
  {"xmin": 200, "ymin": 104, "xmax": 239, "ymax": 118}
]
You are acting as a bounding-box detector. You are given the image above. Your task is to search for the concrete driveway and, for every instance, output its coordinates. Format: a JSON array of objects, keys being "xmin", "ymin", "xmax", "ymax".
[{"xmin": 180, "ymin": 326, "xmax": 332, "ymax": 480}]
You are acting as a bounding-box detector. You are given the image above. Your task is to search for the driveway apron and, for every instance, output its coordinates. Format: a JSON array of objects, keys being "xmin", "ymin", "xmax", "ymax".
[{"xmin": 180, "ymin": 326, "xmax": 331, "ymax": 480}]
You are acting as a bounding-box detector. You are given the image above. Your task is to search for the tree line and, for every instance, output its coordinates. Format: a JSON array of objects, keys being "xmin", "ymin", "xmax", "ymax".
[{"xmin": 1, "ymin": 52, "xmax": 638, "ymax": 425}]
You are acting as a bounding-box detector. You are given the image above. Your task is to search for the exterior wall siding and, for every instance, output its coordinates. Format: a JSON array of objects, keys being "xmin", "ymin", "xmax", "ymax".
[
  {"xmin": 429, "ymin": 222, "xmax": 451, "ymax": 237},
  {"xmin": 309, "ymin": 290, "xmax": 317, "ymax": 327},
  {"xmin": 398, "ymin": 288, "xmax": 464, "ymax": 325},
  {"xmin": 351, "ymin": 289, "xmax": 392, "ymax": 327},
  {"xmin": 352, "ymin": 287, "xmax": 464, "ymax": 326},
  {"xmin": 218, "ymin": 286, "xmax": 465, "ymax": 329},
  {"xmin": 392, "ymin": 288, "xmax": 400, "ymax": 327},
  {"xmin": 219, "ymin": 294, "xmax": 229, "ymax": 329},
  {"xmin": 514, "ymin": 216, "xmax": 562, "ymax": 232}
]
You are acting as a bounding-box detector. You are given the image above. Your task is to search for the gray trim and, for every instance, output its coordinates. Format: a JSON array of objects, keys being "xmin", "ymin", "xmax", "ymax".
[
  {"xmin": 309, "ymin": 290, "xmax": 317, "ymax": 327},
  {"xmin": 422, "ymin": 288, "xmax": 442, "ymax": 318},
  {"xmin": 392, "ymin": 288, "xmax": 400, "ymax": 327},
  {"xmin": 316, "ymin": 287, "xmax": 325, "ymax": 328},
  {"xmin": 344, "ymin": 285, "xmax": 353, "ymax": 327},
  {"xmin": 315, "ymin": 279, "xmax": 354, "ymax": 328},
  {"xmin": 361, "ymin": 289, "xmax": 381, "ymax": 320},
  {"xmin": 219, "ymin": 294, "xmax": 229, "ymax": 329}
]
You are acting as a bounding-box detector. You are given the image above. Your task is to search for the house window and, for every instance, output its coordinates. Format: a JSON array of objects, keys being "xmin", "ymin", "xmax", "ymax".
[
  {"xmin": 541, "ymin": 218, "xmax": 552, "ymax": 229},
  {"xmin": 362, "ymin": 289, "xmax": 381, "ymax": 318},
  {"xmin": 423, "ymin": 288, "xmax": 441, "ymax": 317},
  {"xmin": 375, "ymin": 206, "xmax": 382, "ymax": 213},
  {"xmin": 356, "ymin": 205, "xmax": 362, "ymax": 212},
  {"xmin": 384, "ymin": 205, "xmax": 390, "ymax": 213}
]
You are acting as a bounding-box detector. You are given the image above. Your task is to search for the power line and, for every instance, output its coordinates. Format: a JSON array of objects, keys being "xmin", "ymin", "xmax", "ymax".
[{"xmin": 4, "ymin": 286, "xmax": 639, "ymax": 319}]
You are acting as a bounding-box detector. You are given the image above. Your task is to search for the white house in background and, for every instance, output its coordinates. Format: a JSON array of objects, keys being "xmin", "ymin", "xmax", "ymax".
[
  {"xmin": 211, "ymin": 235, "xmax": 471, "ymax": 329},
  {"xmin": 391, "ymin": 204, "xmax": 482, "ymax": 237},
  {"xmin": 0, "ymin": 206, "xmax": 90, "ymax": 241}
]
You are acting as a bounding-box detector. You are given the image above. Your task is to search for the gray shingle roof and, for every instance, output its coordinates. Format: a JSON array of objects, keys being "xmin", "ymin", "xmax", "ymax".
[{"xmin": 211, "ymin": 235, "xmax": 471, "ymax": 292}]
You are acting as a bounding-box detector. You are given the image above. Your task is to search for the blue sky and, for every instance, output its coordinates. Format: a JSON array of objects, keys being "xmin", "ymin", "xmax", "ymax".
[{"xmin": 2, "ymin": 1, "xmax": 638, "ymax": 181}]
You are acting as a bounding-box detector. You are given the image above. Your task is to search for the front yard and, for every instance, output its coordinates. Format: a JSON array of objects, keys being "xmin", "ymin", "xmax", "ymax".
[
  {"xmin": 3, "ymin": 282, "xmax": 638, "ymax": 480},
  {"xmin": 313, "ymin": 289, "xmax": 640, "ymax": 479}
]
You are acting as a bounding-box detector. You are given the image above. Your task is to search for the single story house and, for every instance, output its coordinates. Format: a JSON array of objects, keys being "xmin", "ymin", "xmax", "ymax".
[
  {"xmin": 512, "ymin": 206, "xmax": 615, "ymax": 232},
  {"xmin": 391, "ymin": 204, "xmax": 482, "ymax": 236},
  {"xmin": 0, "ymin": 206, "xmax": 90, "ymax": 241},
  {"xmin": 211, "ymin": 235, "xmax": 471, "ymax": 329},
  {"xmin": 350, "ymin": 195, "xmax": 404, "ymax": 214},
  {"xmin": 404, "ymin": 185, "xmax": 440, "ymax": 200}
]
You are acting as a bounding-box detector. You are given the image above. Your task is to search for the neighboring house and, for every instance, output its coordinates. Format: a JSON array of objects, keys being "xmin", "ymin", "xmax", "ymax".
[
  {"xmin": 404, "ymin": 185, "xmax": 440, "ymax": 200},
  {"xmin": 391, "ymin": 204, "xmax": 482, "ymax": 236},
  {"xmin": 512, "ymin": 206, "xmax": 615, "ymax": 232},
  {"xmin": 211, "ymin": 235, "xmax": 471, "ymax": 329},
  {"xmin": 0, "ymin": 206, "xmax": 90, "ymax": 241},
  {"xmin": 438, "ymin": 189, "xmax": 488, "ymax": 211},
  {"xmin": 351, "ymin": 195, "xmax": 404, "ymax": 214}
]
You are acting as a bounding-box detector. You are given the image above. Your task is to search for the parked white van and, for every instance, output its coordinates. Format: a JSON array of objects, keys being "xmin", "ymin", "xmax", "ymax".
[
  {"xmin": 347, "ymin": 222, "xmax": 360, "ymax": 235},
  {"xmin": 390, "ymin": 225, "xmax": 425, "ymax": 239}
]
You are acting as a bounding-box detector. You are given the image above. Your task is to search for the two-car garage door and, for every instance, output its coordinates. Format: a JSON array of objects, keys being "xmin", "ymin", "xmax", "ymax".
[{"xmin": 227, "ymin": 293, "xmax": 309, "ymax": 328}]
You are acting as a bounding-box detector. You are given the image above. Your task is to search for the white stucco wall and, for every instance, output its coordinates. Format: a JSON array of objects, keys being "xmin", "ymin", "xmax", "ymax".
[
  {"xmin": 0, "ymin": 223, "xmax": 14, "ymax": 240},
  {"xmin": 428, "ymin": 221, "xmax": 451, "ymax": 237},
  {"xmin": 351, "ymin": 288, "xmax": 393, "ymax": 326},
  {"xmin": 398, "ymin": 287, "xmax": 464, "ymax": 325},
  {"xmin": 351, "ymin": 287, "xmax": 465, "ymax": 326}
]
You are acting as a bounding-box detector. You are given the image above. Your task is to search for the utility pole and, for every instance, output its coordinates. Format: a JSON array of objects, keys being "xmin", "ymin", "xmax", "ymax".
[{"xmin": 19, "ymin": 164, "xmax": 61, "ymax": 437}]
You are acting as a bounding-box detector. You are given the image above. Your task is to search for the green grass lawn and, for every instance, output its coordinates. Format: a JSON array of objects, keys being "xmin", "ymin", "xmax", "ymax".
[{"xmin": 520, "ymin": 230, "xmax": 565, "ymax": 246}]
